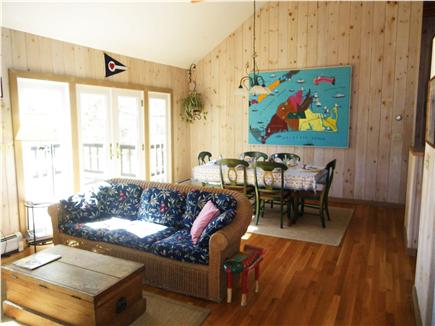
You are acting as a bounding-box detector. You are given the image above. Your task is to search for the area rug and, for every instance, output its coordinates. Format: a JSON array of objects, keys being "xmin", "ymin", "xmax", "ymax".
[
  {"xmin": 247, "ymin": 206, "xmax": 354, "ymax": 246},
  {"xmin": 1, "ymin": 292, "xmax": 210, "ymax": 326},
  {"xmin": 131, "ymin": 292, "xmax": 210, "ymax": 326}
]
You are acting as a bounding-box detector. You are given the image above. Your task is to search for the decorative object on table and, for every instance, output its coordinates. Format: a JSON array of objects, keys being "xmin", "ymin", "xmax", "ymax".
[
  {"xmin": 197, "ymin": 151, "xmax": 212, "ymax": 165},
  {"xmin": 224, "ymin": 244, "xmax": 265, "ymax": 306},
  {"xmin": 293, "ymin": 159, "xmax": 336, "ymax": 228},
  {"xmin": 181, "ymin": 64, "xmax": 206, "ymax": 123},
  {"xmin": 426, "ymin": 77, "xmax": 435, "ymax": 146},
  {"xmin": 236, "ymin": 0, "xmax": 270, "ymax": 96},
  {"xmin": 247, "ymin": 205, "xmax": 353, "ymax": 246},
  {"xmin": 253, "ymin": 161, "xmax": 292, "ymax": 228},
  {"xmin": 248, "ymin": 65, "xmax": 351, "ymax": 148},
  {"xmin": 12, "ymin": 252, "xmax": 61, "ymax": 270},
  {"xmin": 270, "ymin": 153, "xmax": 301, "ymax": 166},
  {"xmin": 104, "ymin": 53, "xmax": 127, "ymax": 77},
  {"xmin": 240, "ymin": 151, "xmax": 268, "ymax": 162}
]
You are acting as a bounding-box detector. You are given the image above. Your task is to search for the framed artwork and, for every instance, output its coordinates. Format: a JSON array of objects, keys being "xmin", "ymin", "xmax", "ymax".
[
  {"xmin": 248, "ymin": 65, "xmax": 352, "ymax": 148},
  {"xmin": 427, "ymin": 77, "xmax": 435, "ymax": 147}
]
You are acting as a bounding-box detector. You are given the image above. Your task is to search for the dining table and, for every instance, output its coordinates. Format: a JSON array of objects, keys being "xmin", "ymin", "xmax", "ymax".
[{"xmin": 191, "ymin": 161, "xmax": 327, "ymax": 192}]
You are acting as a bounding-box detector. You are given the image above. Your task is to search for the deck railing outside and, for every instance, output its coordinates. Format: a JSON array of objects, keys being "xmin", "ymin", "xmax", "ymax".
[{"xmin": 150, "ymin": 143, "xmax": 166, "ymax": 182}]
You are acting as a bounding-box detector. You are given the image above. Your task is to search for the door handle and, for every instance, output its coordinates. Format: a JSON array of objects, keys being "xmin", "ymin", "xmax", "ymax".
[{"xmin": 109, "ymin": 144, "xmax": 113, "ymax": 160}]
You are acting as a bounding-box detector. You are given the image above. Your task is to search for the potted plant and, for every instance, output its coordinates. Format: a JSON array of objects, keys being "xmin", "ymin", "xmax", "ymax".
[
  {"xmin": 180, "ymin": 64, "xmax": 207, "ymax": 123},
  {"xmin": 181, "ymin": 91, "xmax": 206, "ymax": 123}
]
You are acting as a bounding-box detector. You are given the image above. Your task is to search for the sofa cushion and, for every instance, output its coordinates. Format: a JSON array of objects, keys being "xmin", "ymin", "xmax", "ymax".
[
  {"xmin": 60, "ymin": 217, "xmax": 177, "ymax": 251},
  {"xmin": 138, "ymin": 188, "xmax": 186, "ymax": 228},
  {"xmin": 60, "ymin": 191, "xmax": 100, "ymax": 224},
  {"xmin": 197, "ymin": 209, "xmax": 237, "ymax": 248},
  {"xmin": 183, "ymin": 190, "xmax": 238, "ymax": 229},
  {"xmin": 190, "ymin": 201, "xmax": 220, "ymax": 245},
  {"xmin": 97, "ymin": 183, "xmax": 143, "ymax": 218},
  {"xmin": 59, "ymin": 219, "xmax": 107, "ymax": 241},
  {"xmin": 151, "ymin": 229, "xmax": 209, "ymax": 265}
]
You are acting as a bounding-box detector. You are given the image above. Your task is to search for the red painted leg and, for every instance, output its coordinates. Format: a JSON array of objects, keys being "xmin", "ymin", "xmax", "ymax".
[
  {"xmin": 226, "ymin": 270, "xmax": 233, "ymax": 303},
  {"xmin": 255, "ymin": 263, "xmax": 260, "ymax": 293},
  {"xmin": 241, "ymin": 269, "xmax": 249, "ymax": 306}
]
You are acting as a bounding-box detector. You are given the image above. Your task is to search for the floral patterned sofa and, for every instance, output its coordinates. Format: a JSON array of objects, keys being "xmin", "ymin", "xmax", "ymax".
[{"xmin": 48, "ymin": 178, "xmax": 252, "ymax": 302}]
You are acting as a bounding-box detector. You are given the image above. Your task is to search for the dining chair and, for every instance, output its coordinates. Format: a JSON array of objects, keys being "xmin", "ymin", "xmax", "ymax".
[
  {"xmin": 253, "ymin": 161, "xmax": 292, "ymax": 229},
  {"xmin": 198, "ymin": 151, "xmax": 212, "ymax": 165},
  {"xmin": 270, "ymin": 153, "xmax": 301, "ymax": 165},
  {"xmin": 293, "ymin": 159, "xmax": 336, "ymax": 228},
  {"xmin": 241, "ymin": 151, "xmax": 268, "ymax": 162},
  {"xmin": 217, "ymin": 158, "xmax": 257, "ymax": 201}
]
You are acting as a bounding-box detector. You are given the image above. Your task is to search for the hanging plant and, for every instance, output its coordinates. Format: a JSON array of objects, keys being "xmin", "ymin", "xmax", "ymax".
[
  {"xmin": 180, "ymin": 64, "xmax": 207, "ymax": 123},
  {"xmin": 181, "ymin": 91, "xmax": 206, "ymax": 123}
]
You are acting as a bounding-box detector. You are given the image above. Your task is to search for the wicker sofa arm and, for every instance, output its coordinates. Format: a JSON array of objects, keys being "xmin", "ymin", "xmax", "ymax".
[{"xmin": 48, "ymin": 203, "xmax": 61, "ymax": 243}]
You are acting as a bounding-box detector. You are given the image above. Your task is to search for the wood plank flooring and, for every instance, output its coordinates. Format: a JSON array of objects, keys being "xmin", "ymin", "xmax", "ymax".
[{"xmin": 1, "ymin": 202, "xmax": 416, "ymax": 325}]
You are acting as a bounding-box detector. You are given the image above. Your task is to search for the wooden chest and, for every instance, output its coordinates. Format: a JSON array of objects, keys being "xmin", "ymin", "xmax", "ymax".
[{"xmin": 2, "ymin": 245, "xmax": 145, "ymax": 326}]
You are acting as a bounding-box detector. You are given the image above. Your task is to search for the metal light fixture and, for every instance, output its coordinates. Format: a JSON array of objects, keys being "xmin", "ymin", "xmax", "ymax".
[{"xmin": 237, "ymin": 0, "xmax": 271, "ymax": 96}]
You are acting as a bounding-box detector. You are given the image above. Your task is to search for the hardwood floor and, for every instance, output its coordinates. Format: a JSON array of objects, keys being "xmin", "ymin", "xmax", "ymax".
[{"xmin": 1, "ymin": 202, "xmax": 416, "ymax": 325}]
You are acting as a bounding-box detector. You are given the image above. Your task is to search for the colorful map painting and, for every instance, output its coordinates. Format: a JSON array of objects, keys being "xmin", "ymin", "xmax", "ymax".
[{"xmin": 248, "ymin": 66, "xmax": 351, "ymax": 147}]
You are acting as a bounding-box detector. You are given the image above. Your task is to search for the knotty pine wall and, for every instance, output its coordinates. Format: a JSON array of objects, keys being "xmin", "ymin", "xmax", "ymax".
[
  {"xmin": 1, "ymin": 27, "xmax": 190, "ymax": 235},
  {"xmin": 191, "ymin": 1, "xmax": 422, "ymax": 204}
]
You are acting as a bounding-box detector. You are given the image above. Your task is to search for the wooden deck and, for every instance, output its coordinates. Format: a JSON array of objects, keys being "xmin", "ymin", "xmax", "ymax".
[{"xmin": 2, "ymin": 202, "xmax": 416, "ymax": 325}]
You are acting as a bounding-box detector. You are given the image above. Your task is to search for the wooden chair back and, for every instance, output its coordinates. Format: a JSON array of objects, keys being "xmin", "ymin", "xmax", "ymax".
[
  {"xmin": 253, "ymin": 161, "xmax": 288, "ymax": 192},
  {"xmin": 198, "ymin": 151, "xmax": 212, "ymax": 165},
  {"xmin": 217, "ymin": 159, "xmax": 249, "ymax": 192},
  {"xmin": 270, "ymin": 153, "xmax": 301, "ymax": 165},
  {"xmin": 323, "ymin": 159, "xmax": 336, "ymax": 197},
  {"xmin": 241, "ymin": 151, "xmax": 268, "ymax": 162}
]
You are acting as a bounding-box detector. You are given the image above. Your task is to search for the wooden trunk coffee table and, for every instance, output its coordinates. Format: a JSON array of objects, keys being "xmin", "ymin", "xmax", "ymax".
[{"xmin": 2, "ymin": 245, "xmax": 146, "ymax": 325}]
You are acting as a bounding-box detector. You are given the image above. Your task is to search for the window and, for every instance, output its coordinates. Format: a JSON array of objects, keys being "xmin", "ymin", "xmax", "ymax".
[
  {"xmin": 16, "ymin": 78, "xmax": 73, "ymax": 202},
  {"xmin": 148, "ymin": 92, "xmax": 172, "ymax": 182}
]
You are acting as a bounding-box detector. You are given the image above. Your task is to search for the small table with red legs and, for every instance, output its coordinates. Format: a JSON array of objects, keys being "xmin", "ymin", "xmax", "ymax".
[{"xmin": 224, "ymin": 245, "xmax": 265, "ymax": 306}]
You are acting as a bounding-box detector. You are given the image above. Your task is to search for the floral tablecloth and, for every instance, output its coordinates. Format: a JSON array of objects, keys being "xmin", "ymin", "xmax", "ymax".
[{"xmin": 192, "ymin": 162, "xmax": 327, "ymax": 191}]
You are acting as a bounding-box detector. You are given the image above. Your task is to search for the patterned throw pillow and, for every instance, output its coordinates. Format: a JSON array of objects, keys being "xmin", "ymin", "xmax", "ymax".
[
  {"xmin": 97, "ymin": 183, "xmax": 144, "ymax": 219},
  {"xmin": 60, "ymin": 191, "xmax": 100, "ymax": 224},
  {"xmin": 137, "ymin": 187, "xmax": 186, "ymax": 228},
  {"xmin": 182, "ymin": 190, "xmax": 238, "ymax": 229},
  {"xmin": 197, "ymin": 209, "xmax": 236, "ymax": 248}
]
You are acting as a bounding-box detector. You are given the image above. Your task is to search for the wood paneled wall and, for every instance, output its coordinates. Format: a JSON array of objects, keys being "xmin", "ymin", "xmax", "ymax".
[
  {"xmin": 1, "ymin": 27, "xmax": 190, "ymax": 235},
  {"xmin": 190, "ymin": 1, "xmax": 422, "ymax": 204}
]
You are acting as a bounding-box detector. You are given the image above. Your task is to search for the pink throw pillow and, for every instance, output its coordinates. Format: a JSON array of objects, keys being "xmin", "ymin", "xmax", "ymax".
[{"xmin": 190, "ymin": 201, "xmax": 220, "ymax": 244}]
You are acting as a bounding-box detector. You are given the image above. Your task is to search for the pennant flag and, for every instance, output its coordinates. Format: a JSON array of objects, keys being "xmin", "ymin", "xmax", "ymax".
[{"xmin": 104, "ymin": 53, "xmax": 127, "ymax": 77}]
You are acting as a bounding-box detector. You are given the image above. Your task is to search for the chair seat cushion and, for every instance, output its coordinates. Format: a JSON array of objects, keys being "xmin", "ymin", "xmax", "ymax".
[
  {"xmin": 60, "ymin": 217, "xmax": 177, "ymax": 252},
  {"xmin": 138, "ymin": 187, "xmax": 186, "ymax": 228},
  {"xmin": 183, "ymin": 190, "xmax": 238, "ymax": 229},
  {"xmin": 151, "ymin": 229, "xmax": 209, "ymax": 265}
]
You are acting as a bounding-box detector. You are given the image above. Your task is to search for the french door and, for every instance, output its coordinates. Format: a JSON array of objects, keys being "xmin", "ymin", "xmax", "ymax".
[
  {"xmin": 76, "ymin": 85, "xmax": 145, "ymax": 187},
  {"xmin": 148, "ymin": 92, "xmax": 172, "ymax": 183}
]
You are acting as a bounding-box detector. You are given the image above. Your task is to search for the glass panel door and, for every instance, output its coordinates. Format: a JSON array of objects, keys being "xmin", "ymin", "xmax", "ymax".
[
  {"xmin": 76, "ymin": 85, "xmax": 111, "ymax": 186},
  {"xmin": 148, "ymin": 92, "xmax": 171, "ymax": 182},
  {"xmin": 112, "ymin": 89, "xmax": 145, "ymax": 179},
  {"xmin": 17, "ymin": 78, "xmax": 73, "ymax": 202}
]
